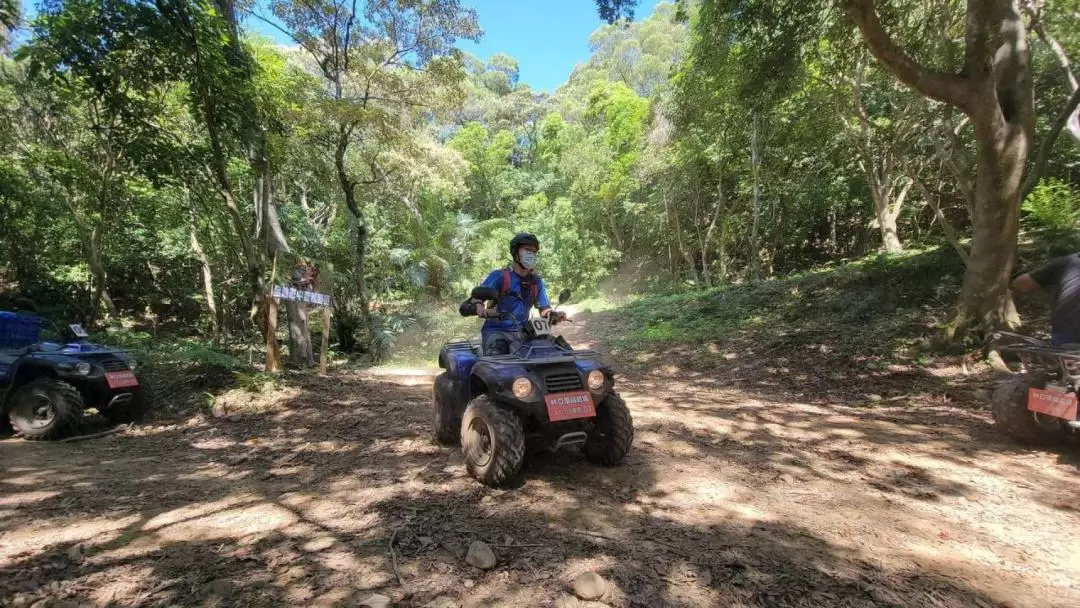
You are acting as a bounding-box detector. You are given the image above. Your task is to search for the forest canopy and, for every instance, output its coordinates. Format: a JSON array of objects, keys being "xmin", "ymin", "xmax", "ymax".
[{"xmin": 1, "ymin": 0, "xmax": 1078, "ymax": 365}]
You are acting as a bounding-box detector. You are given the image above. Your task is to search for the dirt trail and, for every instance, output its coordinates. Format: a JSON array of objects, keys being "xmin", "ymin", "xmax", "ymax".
[{"xmin": 1, "ymin": 314, "xmax": 1079, "ymax": 608}]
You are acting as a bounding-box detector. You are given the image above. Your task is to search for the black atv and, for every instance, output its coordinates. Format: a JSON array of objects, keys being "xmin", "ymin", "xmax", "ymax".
[
  {"xmin": 0, "ymin": 312, "xmax": 150, "ymax": 440},
  {"xmin": 989, "ymin": 331, "xmax": 1080, "ymax": 444},
  {"xmin": 431, "ymin": 287, "xmax": 633, "ymax": 487}
]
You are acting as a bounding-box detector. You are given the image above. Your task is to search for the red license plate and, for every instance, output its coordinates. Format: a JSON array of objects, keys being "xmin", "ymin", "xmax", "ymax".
[
  {"xmin": 544, "ymin": 391, "xmax": 596, "ymax": 422},
  {"xmin": 1027, "ymin": 388, "xmax": 1078, "ymax": 420},
  {"xmin": 105, "ymin": 371, "xmax": 139, "ymax": 389}
]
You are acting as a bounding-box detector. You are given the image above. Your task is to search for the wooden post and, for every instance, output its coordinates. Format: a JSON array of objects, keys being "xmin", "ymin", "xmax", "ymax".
[
  {"xmin": 319, "ymin": 306, "xmax": 331, "ymax": 375},
  {"xmin": 265, "ymin": 293, "xmax": 281, "ymax": 373}
]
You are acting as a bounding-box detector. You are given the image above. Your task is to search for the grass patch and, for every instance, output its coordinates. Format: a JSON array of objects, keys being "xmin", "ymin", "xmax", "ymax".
[{"xmin": 601, "ymin": 245, "xmax": 966, "ymax": 360}]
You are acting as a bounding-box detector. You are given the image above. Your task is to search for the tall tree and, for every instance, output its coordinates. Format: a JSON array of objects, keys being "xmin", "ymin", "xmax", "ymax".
[
  {"xmin": 843, "ymin": 0, "xmax": 1033, "ymax": 332},
  {"xmin": 262, "ymin": 0, "xmax": 479, "ymax": 349}
]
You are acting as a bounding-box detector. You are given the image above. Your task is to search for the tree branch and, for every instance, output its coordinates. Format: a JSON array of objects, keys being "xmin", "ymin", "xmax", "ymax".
[
  {"xmin": 241, "ymin": 8, "xmax": 326, "ymax": 75},
  {"xmin": 843, "ymin": 0, "xmax": 970, "ymax": 107},
  {"xmin": 1021, "ymin": 85, "xmax": 1080, "ymax": 199},
  {"xmin": 909, "ymin": 170, "xmax": 968, "ymax": 265}
]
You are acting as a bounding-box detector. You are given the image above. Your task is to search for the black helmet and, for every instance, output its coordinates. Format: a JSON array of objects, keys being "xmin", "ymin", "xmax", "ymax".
[{"xmin": 509, "ymin": 232, "xmax": 540, "ymax": 257}]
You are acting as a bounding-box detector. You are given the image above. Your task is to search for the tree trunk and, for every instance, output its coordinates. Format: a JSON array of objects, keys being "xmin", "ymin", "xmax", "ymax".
[
  {"xmin": 285, "ymin": 300, "xmax": 315, "ymax": 366},
  {"xmin": 335, "ymin": 126, "xmax": 372, "ymax": 334},
  {"xmin": 662, "ymin": 189, "xmax": 675, "ymax": 275},
  {"xmin": 749, "ymin": 111, "xmax": 763, "ymax": 281},
  {"xmin": 87, "ymin": 225, "xmax": 117, "ymax": 323},
  {"xmin": 669, "ymin": 187, "xmax": 696, "ymax": 281},
  {"xmin": 189, "ymin": 224, "xmax": 220, "ymax": 340},
  {"xmin": 702, "ymin": 166, "xmax": 725, "ymax": 285},
  {"xmin": 956, "ymin": 103, "xmax": 1028, "ymax": 330},
  {"xmin": 845, "ymin": 0, "xmax": 1033, "ymax": 333},
  {"xmin": 869, "ymin": 176, "xmax": 908, "ymax": 253},
  {"xmin": 354, "ymin": 217, "xmax": 371, "ymax": 327}
]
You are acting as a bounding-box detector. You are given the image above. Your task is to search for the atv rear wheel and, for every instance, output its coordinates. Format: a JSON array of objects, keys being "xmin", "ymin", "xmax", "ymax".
[
  {"xmin": 991, "ymin": 373, "xmax": 1066, "ymax": 445},
  {"xmin": 460, "ymin": 395, "xmax": 524, "ymax": 487},
  {"xmin": 432, "ymin": 373, "xmax": 460, "ymax": 445},
  {"xmin": 584, "ymin": 392, "xmax": 633, "ymax": 466},
  {"xmin": 8, "ymin": 378, "xmax": 83, "ymax": 441},
  {"xmin": 101, "ymin": 384, "xmax": 153, "ymax": 424}
]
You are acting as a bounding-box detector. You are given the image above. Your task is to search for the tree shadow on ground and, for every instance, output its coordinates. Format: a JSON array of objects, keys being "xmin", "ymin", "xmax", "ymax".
[{"xmin": 3, "ymin": 366, "xmax": 1073, "ymax": 607}]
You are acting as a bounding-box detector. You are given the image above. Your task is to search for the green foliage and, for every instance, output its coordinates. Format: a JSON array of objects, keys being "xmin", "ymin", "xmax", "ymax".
[
  {"xmin": 1023, "ymin": 179, "xmax": 1080, "ymax": 233},
  {"xmin": 4, "ymin": 0, "xmax": 1080, "ymax": 369},
  {"xmin": 610, "ymin": 245, "xmax": 965, "ymax": 357}
]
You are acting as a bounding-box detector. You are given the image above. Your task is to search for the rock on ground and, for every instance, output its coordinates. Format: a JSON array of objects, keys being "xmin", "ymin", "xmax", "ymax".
[
  {"xmin": 573, "ymin": 571, "xmax": 607, "ymax": 600},
  {"xmin": 359, "ymin": 594, "xmax": 392, "ymax": 608},
  {"xmin": 465, "ymin": 541, "xmax": 497, "ymax": 569}
]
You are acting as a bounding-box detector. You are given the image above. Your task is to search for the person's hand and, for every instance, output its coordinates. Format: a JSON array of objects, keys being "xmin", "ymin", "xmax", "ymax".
[
  {"xmin": 545, "ymin": 310, "xmax": 569, "ymax": 323},
  {"xmin": 474, "ymin": 302, "xmax": 488, "ymax": 318}
]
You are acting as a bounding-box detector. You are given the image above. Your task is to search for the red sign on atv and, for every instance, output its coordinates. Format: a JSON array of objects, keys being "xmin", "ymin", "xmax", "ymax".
[
  {"xmin": 105, "ymin": 371, "xmax": 139, "ymax": 389},
  {"xmin": 545, "ymin": 391, "xmax": 596, "ymax": 422},
  {"xmin": 1027, "ymin": 388, "xmax": 1078, "ymax": 420}
]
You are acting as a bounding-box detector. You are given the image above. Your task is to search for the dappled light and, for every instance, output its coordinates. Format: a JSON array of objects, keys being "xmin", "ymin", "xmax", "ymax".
[
  {"xmin": 4, "ymin": 334, "xmax": 1079, "ymax": 607},
  {"xmin": 3, "ymin": 0, "xmax": 1080, "ymax": 606}
]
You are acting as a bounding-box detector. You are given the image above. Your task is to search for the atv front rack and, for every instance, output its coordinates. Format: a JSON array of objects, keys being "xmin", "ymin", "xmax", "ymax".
[{"xmin": 479, "ymin": 345, "xmax": 603, "ymax": 366}]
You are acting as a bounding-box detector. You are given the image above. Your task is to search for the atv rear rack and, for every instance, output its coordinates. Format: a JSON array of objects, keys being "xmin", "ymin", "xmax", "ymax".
[
  {"xmin": 998, "ymin": 342, "xmax": 1080, "ymax": 383},
  {"xmin": 997, "ymin": 343, "xmax": 1080, "ymax": 361}
]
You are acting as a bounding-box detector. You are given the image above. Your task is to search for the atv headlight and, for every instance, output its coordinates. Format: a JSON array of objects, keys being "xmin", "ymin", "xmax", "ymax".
[
  {"xmin": 75, "ymin": 362, "xmax": 91, "ymax": 376},
  {"xmin": 587, "ymin": 370, "xmax": 605, "ymax": 391},
  {"xmin": 126, "ymin": 358, "xmax": 137, "ymax": 372},
  {"xmin": 512, "ymin": 377, "xmax": 533, "ymax": 400}
]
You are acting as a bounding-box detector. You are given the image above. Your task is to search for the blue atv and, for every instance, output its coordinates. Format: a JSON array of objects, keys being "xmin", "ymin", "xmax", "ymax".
[
  {"xmin": 1, "ymin": 312, "xmax": 148, "ymax": 440},
  {"xmin": 432, "ymin": 286, "xmax": 633, "ymax": 487}
]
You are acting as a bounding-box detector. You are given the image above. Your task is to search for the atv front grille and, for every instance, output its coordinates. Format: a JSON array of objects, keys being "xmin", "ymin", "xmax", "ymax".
[
  {"xmin": 100, "ymin": 359, "xmax": 129, "ymax": 372},
  {"xmin": 544, "ymin": 372, "xmax": 583, "ymax": 393}
]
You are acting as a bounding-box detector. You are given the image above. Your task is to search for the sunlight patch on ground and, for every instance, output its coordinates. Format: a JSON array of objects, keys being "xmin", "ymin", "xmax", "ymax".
[
  {"xmin": 0, "ymin": 514, "xmax": 144, "ymax": 561},
  {"xmin": 365, "ymin": 366, "xmax": 440, "ymax": 376},
  {"xmin": 363, "ymin": 366, "xmax": 441, "ymax": 386},
  {"xmin": 0, "ymin": 490, "xmax": 61, "ymax": 506}
]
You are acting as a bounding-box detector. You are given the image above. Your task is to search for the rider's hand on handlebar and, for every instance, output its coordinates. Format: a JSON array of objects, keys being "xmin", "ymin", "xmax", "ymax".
[
  {"xmin": 475, "ymin": 302, "xmax": 499, "ymax": 319},
  {"xmin": 476, "ymin": 304, "xmax": 507, "ymax": 320},
  {"xmin": 545, "ymin": 310, "xmax": 569, "ymax": 324}
]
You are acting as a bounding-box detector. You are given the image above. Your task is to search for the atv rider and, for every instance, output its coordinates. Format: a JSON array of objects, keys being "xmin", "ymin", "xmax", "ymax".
[
  {"xmin": 471, "ymin": 232, "xmax": 567, "ymax": 355},
  {"xmin": 1012, "ymin": 251, "xmax": 1080, "ymax": 345}
]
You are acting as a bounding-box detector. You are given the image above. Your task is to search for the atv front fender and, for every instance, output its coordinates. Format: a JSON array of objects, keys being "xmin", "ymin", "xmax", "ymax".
[{"xmin": 469, "ymin": 361, "xmax": 547, "ymax": 419}]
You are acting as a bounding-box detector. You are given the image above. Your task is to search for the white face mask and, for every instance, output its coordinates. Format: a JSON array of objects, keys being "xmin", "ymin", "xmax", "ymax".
[{"xmin": 519, "ymin": 250, "xmax": 538, "ymax": 270}]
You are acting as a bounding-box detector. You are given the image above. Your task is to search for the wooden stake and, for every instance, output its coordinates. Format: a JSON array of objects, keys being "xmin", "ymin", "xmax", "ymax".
[
  {"xmin": 319, "ymin": 305, "xmax": 331, "ymax": 375},
  {"xmin": 266, "ymin": 293, "xmax": 280, "ymax": 373}
]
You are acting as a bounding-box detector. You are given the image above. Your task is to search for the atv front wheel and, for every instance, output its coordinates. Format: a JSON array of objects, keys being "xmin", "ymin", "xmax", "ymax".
[
  {"xmin": 100, "ymin": 384, "xmax": 153, "ymax": 424},
  {"xmin": 991, "ymin": 373, "xmax": 1066, "ymax": 445},
  {"xmin": 584, "ymin": 392, "xmax": 634, "ymax": 466},
  {"xmin": 8, "ymin": 378, "xmax": 84, "ymax": 441},
  {"xmin": 432, "ymin": 373, "xmax": 460, "ymax": 445},
  {"xmin": 460, "ymin": 395, "xmax": 525, "ymax": 487}
]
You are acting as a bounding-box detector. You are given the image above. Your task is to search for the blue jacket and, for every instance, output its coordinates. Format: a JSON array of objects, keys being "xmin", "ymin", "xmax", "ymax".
[{"xmin": 479, "ymin": 268, "xmax": 551, "ymax": 335}]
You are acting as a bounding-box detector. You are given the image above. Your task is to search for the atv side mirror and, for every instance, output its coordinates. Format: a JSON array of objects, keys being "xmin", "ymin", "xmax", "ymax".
[
  {"xmin": 558, "ymin": 289, "xmax": 571, "ymax": 304},
  {"xmin": 471, "ymin": 286, "xmax": 499, "ymax": 301}
]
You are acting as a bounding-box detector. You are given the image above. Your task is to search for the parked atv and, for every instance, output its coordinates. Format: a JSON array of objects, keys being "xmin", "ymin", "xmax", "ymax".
[
  {"xmin": 989, "ymin": 332, "xmax": 1080, "ymax": 444},
  {"xmin": 432, "ymin": 287, "xmax": 633, "ymax": 487},
  {"xmin": 0, "ymin": 312, "xmax": 150, "ymax": 441}
]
